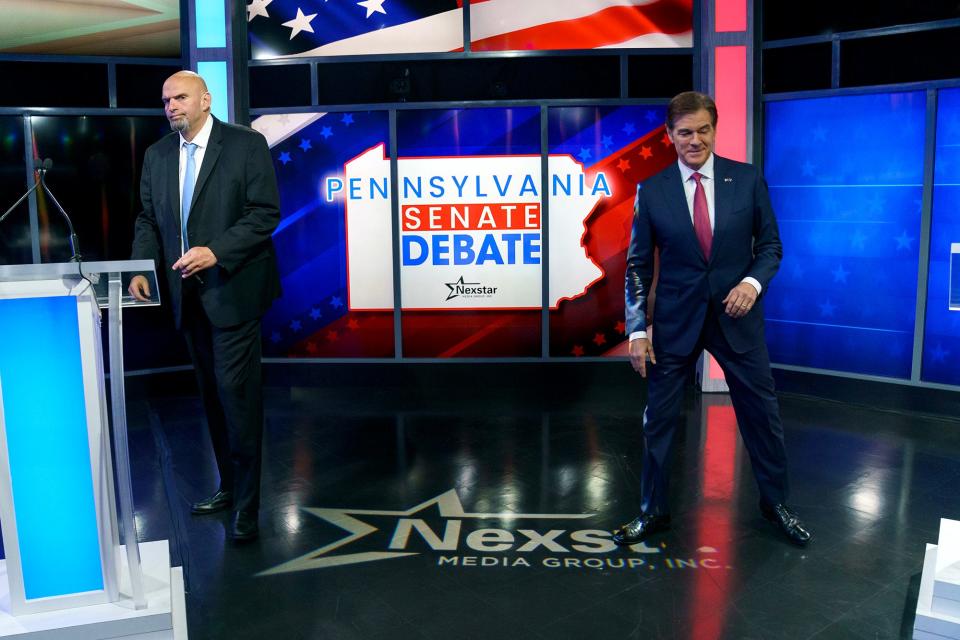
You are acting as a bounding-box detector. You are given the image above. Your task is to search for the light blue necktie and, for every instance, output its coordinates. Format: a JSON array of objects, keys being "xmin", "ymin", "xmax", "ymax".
[{"xmin": 181, "ymin": 142, "xmax": 198, "ymax": 251}]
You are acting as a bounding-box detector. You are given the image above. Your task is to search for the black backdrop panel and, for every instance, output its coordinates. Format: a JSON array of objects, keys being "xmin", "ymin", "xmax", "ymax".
[
  {"xmin": 627, "ymin": 55, "xmax": 693, "ymax": 98},
  {"xmin": 250, "ymin": 64, "xmax": 313, "ymax": 108},
  {"xmin": 0, "ymin": 116, "xmax": 30, "ymax": 265},
  {"xmin": 0, "ymin": 62, "xmax": 109, "ymax": 108},
  {"xmin": 315, "ymin": 56, "xmax": 622, "ymax": 104},
  {"xmin": 762, "ymin": 44, "xmax": 832, "ymax": 94},
  {"xmin": 840, "ymin": 27, "xmax": 960, "ymax": 87},
  {"xmin": 116, "ymin": 64, "xmax": 183, "ymax": 108},
  {"xmin": 763, "ymin": 0, "xmax": 960, "ymax": 41}
]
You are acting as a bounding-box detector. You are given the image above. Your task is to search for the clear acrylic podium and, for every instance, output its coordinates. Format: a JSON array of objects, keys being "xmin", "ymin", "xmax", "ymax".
[{"xmin": 0, "ymin": 261, "xmax": 185, "ymax": 638}]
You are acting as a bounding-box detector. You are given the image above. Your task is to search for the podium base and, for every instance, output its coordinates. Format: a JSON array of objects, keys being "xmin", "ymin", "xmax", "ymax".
[
  {"xmin": 0, "ymin": 541, "xmax": 187, "ymax": 639},
  {"xmin": 914, "ymin": 519, "xmax": 960, "ymax": 639}
]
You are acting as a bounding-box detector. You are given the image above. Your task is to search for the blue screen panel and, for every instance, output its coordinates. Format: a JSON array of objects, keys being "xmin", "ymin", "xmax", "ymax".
[
  {"xmin": 196, "ymin": 61, "xmax": 228, "ymax": 123},
  {"xmin": 763, "ymin": 92, "xmax": 926, "ymax": 378},
  {"xmin": 0, "ymin": 296, "xmax": 104, "ymax": 599},
  {"xmin": 922, "ymin": 88, "xmax": 960, "ymax": 385},
  {"xmin": 195, "ymin": 0, "xmax": 227, "ymax": 48}
]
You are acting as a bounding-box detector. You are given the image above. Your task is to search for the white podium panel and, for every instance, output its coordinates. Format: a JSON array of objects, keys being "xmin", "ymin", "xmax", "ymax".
[
  {"xmin": 0, "ymin": 262, "xmax": 185, "ymax": 638},
  {"xmin": 0, "ymin": 280, "xmax": 116, "ymax": 614},
  {"xmin": 915, "ymin": 519, "xmax": 960, "ymax": 639}
]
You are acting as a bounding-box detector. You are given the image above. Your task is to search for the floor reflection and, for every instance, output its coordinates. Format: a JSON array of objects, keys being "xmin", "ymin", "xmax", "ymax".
[{"xmin": 126, "ymin": 371, "xmax": 960, "ymax": 640}]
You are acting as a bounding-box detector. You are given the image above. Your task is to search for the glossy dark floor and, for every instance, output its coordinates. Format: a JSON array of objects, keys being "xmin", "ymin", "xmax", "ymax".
[{"xmin": 125, "ymin": 364, "xmax": 960, "ymax": 640}]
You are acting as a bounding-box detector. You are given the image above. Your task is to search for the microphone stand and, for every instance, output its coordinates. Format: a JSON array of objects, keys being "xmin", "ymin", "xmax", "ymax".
[
  {"xmin": 36, "ymin": 160, "xmax": 82, "ymax": 263},
  {"xmin": 0, "ymin": 172, "xmax": 42, "ymax": 225},
  {"xmin": 1, "ymin": 160, "xmax": 90, "ymax": 289}
]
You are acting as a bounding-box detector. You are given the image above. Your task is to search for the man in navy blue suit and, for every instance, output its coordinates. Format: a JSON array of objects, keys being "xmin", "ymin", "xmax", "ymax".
[{"xmin": 614, "ymin": 91, "xmax": 811, "ymax": 547}]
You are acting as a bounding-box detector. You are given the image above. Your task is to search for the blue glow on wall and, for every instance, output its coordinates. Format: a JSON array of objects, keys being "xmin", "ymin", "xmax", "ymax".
[
  {"xmin": 195, "ymin": 0, "xmax": 226, "ymax": 48},
  {"xmin": 922, "ymin": 87, "xmax": 960, "ymax": 385},
  {"xmin": 0, "ymin": 296, "xmax": 104, "ymax": 599},
  {"xmin": 197, "ymin": 61, "xmax": 228, "ymax": 123},
  {"xmin": 763, "ymin": 92, "xmax": 926, "ymax": 378}
]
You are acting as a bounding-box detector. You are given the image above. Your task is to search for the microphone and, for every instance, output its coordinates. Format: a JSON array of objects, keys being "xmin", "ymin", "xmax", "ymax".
[{"xmin": 36, "ymin": 158, "xmax": 82, "ymax": 263}]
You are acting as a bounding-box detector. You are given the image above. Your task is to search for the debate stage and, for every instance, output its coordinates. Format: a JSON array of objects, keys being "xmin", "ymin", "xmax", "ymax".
[{"xmin": 123, "ymin": 363, "xmax": 960, "ymax": 639}]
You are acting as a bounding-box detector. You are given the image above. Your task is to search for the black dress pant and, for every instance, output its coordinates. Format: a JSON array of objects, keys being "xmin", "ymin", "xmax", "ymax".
[
  {"xmin": 180, "ymin": 288, "xmax": 264, "ymax": 514},
  {"xmin": 639, "ymin": 310, "xmax": 789, "ymax": 516}
]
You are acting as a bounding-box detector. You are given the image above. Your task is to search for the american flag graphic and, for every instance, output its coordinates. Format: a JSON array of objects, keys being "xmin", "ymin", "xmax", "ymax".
[
  {"xmin": 246, "ymin": 0, "xmax": 691, "ymax": 59},
  {"xmin": 469, "ymin": 0, "xmax": 692, "ymax": 51}
]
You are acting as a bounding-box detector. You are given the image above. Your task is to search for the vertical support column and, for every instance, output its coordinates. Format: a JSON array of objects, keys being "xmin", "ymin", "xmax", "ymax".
[
  {"xmin": 912, "ymin": 89, "xmax": 938, "ymax": 381},
  {"xmin": 696, "ymin": 0, "xmax": 754, "ymax": 393},
  {"xmin": 108, "ymin": 275, "xmax": 147, "ymax": 610},
  {"xmin": 389, "ymin": 110, "xmax": 403, "ymax": 358},
  {"xmin": 185, "ymin": 0, "xmax": 246, "ymax": 124},
  {"xmin": 22, "ymin": 116, "xmax": 40, "ymax": 264},
  {"xmin": 540, "ymin": 105, "xmax": 550, "ymax": 358}
]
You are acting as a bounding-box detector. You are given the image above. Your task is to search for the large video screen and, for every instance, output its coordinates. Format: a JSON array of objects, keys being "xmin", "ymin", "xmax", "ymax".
[
  {"xmin": 0, "ymin": 1, "xmax": 179, "ymax": 57},
  {"xmin": 254, "ymin": 111, "xmax": 395, "ymax": 358},
  {"xmin": 469, "ymin": 0, "xmax": 693, "ymax": 51},
  {"xmin": 763, "ymin": 92, "xmax": 926, "ymax": 378},
  {"xmin": 922, "ymin": 87, "xmax": 960, "ymax": 385},
  {"xmin": 396, "ymin": 107, "xmax": 541, "ymax": 357},
  {"xmin": 547, "ymin": 105, "xmax": 675, "ymax": 357},
  {"xmin": 249, "ymin": 0, "xmax": 464, "ymax": 59}
]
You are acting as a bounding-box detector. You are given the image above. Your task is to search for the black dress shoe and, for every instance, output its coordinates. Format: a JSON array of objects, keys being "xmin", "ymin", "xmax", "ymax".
[
  {"xmin": 761, "ymin": 502, "xmax": 812, "ymax": 547},
  {"xmin": 612, "ymin": 514, "xmax": 671, "ymax": 546},
  {"xmin": 191, "ymin": 489, "xmax": 233, "ymax": 515},
  {"xmin": 230, "ymin": 510, "xmax": 259, "ymax": 542}
]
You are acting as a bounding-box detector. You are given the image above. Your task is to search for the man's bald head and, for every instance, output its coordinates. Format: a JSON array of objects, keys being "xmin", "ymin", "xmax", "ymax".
[
  {"xmin": 166, "ymin": 70, "xmax": 209, "ymax": 93},
  {"xmin": 161, "ymin": 71, "xmax": 212, "ymax": 140}
]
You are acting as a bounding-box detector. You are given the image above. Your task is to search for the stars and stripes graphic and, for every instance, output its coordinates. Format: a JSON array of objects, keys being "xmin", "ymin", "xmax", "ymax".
[
  {"xmin": 254, "ymin": 110, "xmax": 396, "ymax": 358},
  {"xmin": 246, "ymin": 0, "xmax": 691, "ymax": 59},
  {"xmin": 248, "ymin": 0, "xmax": 465, "ymax": 58},
  {"xmin": 469, "ymin": 0, "xmax": 692, "ymax": 51}
]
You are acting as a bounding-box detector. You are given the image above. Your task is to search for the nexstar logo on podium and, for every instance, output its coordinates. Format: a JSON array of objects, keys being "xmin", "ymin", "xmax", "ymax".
[{"xmin": 259, "ymin": 490, "xmax": 730, "ymax": 576}]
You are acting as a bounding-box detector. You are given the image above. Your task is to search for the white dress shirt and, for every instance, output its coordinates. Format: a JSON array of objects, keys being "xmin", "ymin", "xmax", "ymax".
[
  {"xmin": 629, "ymin": 154, "xmax": 762, "ymax": 342},
  {"xmin": 178, "ymin": 114, "xmax": 214, "ymax": 254}
]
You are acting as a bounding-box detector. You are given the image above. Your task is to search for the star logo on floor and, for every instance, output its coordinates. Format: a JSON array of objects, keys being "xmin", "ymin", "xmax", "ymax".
[{"xmin": 258, "ymin": 489, "xmax": 638, "ymax": 575}]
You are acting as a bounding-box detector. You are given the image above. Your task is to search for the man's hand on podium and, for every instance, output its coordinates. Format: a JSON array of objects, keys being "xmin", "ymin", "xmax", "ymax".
[{"xmin": 128, "ymin": 275, "xmax": 151, "ymax": 302}]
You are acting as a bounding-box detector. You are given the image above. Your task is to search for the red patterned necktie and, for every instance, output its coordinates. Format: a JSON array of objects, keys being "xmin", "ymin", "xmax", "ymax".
[{"xmin": 691, "ymin": 171, "xmax": 712, "ymax": 259}]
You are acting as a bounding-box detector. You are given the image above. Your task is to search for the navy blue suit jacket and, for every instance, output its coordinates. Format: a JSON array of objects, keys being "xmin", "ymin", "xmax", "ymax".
[
  {"xmin": 625, "ymin": 155, "xmax": 782, "ymax": 355},
  {"xmin": 132, "ymin": 117, "xmax": 281, "ymax": 329}
]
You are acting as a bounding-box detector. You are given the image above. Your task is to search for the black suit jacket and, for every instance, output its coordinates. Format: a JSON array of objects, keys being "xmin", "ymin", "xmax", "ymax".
[
  {"xmin": 132, "ymin": 117, "xmax": 281, "ymax": 329},
  {"xmin": 625, "ymin": 155, "xmax": 782, "ymax": 355}
]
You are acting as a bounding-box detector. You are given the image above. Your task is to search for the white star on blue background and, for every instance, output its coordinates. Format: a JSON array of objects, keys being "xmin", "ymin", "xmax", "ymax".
[
  {"xmin": 832, "ymin": 264, "xmax": 849, "ymax": 284},
  {"xmin": 895, "ymin": 230, "xmax": 915, "ymax": 250}
]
